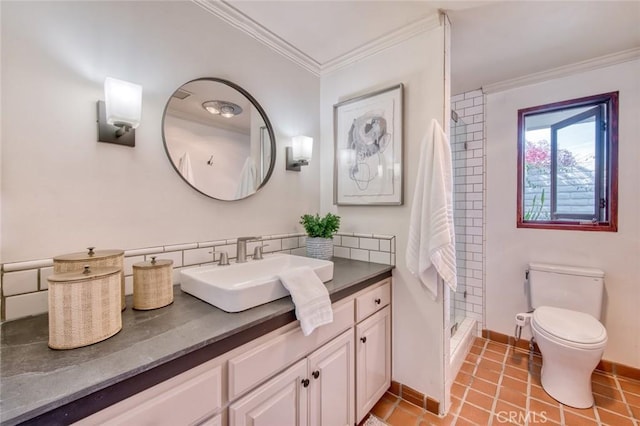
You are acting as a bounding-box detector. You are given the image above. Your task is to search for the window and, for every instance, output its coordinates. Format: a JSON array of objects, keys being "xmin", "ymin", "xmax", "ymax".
[{"xmin": 517, "ymin": 92, "xmax": 618, "ymax": 231}]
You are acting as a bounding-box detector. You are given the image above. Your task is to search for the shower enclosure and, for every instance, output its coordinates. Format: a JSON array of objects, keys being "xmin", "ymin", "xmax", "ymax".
[{"xmin": 450, "ymin": 109, "xmax": 467, "ymax": 337}]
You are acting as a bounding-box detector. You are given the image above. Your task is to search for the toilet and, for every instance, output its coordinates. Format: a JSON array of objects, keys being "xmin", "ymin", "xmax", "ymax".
[{"xmin": 527, "ymin": 263, "xmax": 607, "ymax": 409}]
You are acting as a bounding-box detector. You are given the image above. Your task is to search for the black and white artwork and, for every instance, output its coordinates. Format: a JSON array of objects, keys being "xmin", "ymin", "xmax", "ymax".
[{"xmin": 334, "ymin": 84, "xmax": 403, "ymax": 205}]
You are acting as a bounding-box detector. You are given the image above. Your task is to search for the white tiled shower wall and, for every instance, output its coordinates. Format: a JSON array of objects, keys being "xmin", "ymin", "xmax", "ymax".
[
  {"xmin": 1, "ymin": 232, "xmax": 396, "ymax": 321},
  {"xmin": 451, "ymin": 89, "xmax": 486, "ymax": 336}
]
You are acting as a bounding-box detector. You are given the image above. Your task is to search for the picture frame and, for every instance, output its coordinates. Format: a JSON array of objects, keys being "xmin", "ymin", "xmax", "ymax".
[{"xmin": 333, "ymin": 84, "xmax": 403, "ymax": 206}]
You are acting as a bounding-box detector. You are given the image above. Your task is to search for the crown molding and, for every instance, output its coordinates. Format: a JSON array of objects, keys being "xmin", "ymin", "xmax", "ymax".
[
  {"xmin": 193, "ymin": 0, "xmax": 441, "ymax": 77},
  {"xmin": 193, "ymin": 0, "xmax": 321, "ymax": 76},
  {"xmin": 321, "ymin": 13, "xmax": 442, "ymax": 75},
  {"xmin": 483, "ymin": 47, "xmax": 640, "ymax": 94}
]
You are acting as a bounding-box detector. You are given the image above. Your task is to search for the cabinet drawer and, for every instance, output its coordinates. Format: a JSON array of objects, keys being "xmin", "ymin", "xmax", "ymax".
[
  {"xmin": 356, "ymin": 279, "xmax": 390, "ymax": 322},
  {"xmin": 228, "ymin": 299, "xmax": 354, "ymax": 400},
  {"xmin": 76, "ymin": 361, "xmax": 222, "ymax": 426}
]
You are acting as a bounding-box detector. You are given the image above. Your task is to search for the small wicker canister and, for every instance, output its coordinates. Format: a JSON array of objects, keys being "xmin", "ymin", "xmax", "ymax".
[
  {"xmin": 48, "ymin": 265, "xmax": 122, "ymax": 350},
  {"xmin": 53, "ymin": 247, "xmax": 125, "ymax": 310},
  {"xmin": 132, "ymin": 256, "xmax": 174, "ymax": 310}
]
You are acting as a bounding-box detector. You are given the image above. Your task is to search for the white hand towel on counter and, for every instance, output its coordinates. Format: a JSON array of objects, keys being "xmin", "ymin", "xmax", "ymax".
[
  {"xmin": 278, "ymin": 266, "xmax": 333, "ymax": 336},
  {"xmin": 406, "ymin": 118, "xmax": 457, "ymax": 300}
]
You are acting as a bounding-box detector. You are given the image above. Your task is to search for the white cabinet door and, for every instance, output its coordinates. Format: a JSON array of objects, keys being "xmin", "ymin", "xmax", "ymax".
[
  {"xmin": 229, "ymin": 359, "xmax": 309, "ymax": 426},
  {"xmin": 355, "ymin": 305, "xmax": 391, "ymax": 423},
  {"xmin": 307, "ymin": 329, "xmax": 354, "ymax": 426}
]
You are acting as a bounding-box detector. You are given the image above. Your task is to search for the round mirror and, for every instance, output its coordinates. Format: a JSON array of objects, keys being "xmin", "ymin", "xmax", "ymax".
[{"xmin": 162, "ymin": 78, "xmax": 276, "ymax": 201}]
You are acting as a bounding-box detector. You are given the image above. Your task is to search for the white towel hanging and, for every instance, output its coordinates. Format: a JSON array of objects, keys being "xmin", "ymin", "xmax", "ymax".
[
  {"xmin": 406, "ymin": 118, "xmax": 457, "ymax": 299},
  {"xmin": 178, "ymin": 152, "xmax": 195, "ymax": 185}
]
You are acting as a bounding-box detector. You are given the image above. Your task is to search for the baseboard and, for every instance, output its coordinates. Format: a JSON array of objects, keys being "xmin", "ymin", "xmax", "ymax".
[
  {"xmin": 388, "ymin": 381, "xmax": 439, "ymax": 415},
  {"xmin": 482, "ymin": 328, "xmax": 640, "ymax": 382}
]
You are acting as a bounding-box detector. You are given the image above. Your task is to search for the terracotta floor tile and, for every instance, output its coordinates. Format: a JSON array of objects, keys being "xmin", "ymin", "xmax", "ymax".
[
  {"xmin": 593, "ymin": 381, "xmax": 623, "ymax": 400},
  {"xmin": 624, "ymin": 390, "xmax": 640, "ymax": 407},
  {"xmin": 469, "ymin": 345, "xmax": 483, "ymax": 356},
  {"xmin": 530, "ymin": 384, "xmax": 558, "ymax": 406},
  {"xmin": 629, "ymin": 404, "xmax": 640, "ymax": 420},
  {"xmin": 453, "ymin": 416, "xmax": 478, "ymax": 426},
  {"xmin": 592, "ymin": 371, "xmax": 617, "ymax": 387},
  {"xmin": 478, "ymin": 358, "xmax": 503, "ymax": 373},
  {"xmin": 465, "ymin": 388, "xmax": 494, "ymax": 409},
  {"xmin": 594, "ymin": 393, "xmax": 632, "ymax": 416},
  {"xmin": 470, "ymin": 377, "xmax": 498, "ymax": 397},
  {"xmin": 501, "ymin": 375, "xmax": 528, "ymax": 394},
  {"xmin": 563, "ymin": 410, "xmax": 599, "ymax": 425},
  {"xmin": 475, "ymin": 367, "xmax": 501, "ymax": 384},
  {"xmin": 528, "ymin": 398, "xmax": 561, "ymax": 423},
  {"xmin": 371, "ymin": 396, "xmax": 396, "ymax": 420},
  {"xmin": 493, "ymin": 400, "xmax": 526, "ymax": 426},
  {"xmin": 382, "ymin": 391, "xmax": 399, "ymax": 403},
  {"xmin": 472, "ymin": 337, "xmax": 485, "ymax": 347},
  {"xmin": 419, "ymin": 411, "xmax": 455, "ymax": 426},
  {"xmin": 386, "ymin": 406, "xmax": 419, "ymax": 426},
  {"xmin": 458, "ymin": 402, "xmax": 491, "ymax": 425},
  {"xmin": 451, "ymin": 382, "xmax": 466, "ymax": 399},
  {"xmin": 596, "ymin": 407, "xmax": 636, "ymax": 426},
  {"xmin": 563, "ymin": 404, "xmax": 597, "ymax": 421},
  {"xmin": 464, "ymin": 352, "xmax": 479, "ymax": 365},
  {"xmin": 450, "ymin": 396, "xmax": 462, "ymax": 415},
  {"xmin": 530, "ymin": 372, "xmax": 543, "ymax": 388},
  {"xmin": 486, "ymin": 341, "xmax": 508, "ymax": 354},
  {"xmin": 530, "ymin": 363, "xmax": 542, "ymax": 377},
  {"xmin": 619, "ymin": 378, "xmax": 640, "ymax": 396},
  {"xmin": 482, "ymin": 349, "xmax": 505, "ymax": 363},
  {"xmin": 498, "ymin": 386, "xmax": 527, "ymax": 409},
  {"xmin": 454, "ymin": 371, "xmax": 473, "ymax": 386},
  {"xmin": 459, "ymin": 361, "xmax": 475, "ymax": 375},
  {"xmin": 397, "ymin": 399, "xmax": 425, "ymax": 416},
  {"xmin": 505, "ymin": 351, "xmax": 529, "ymax": 370},
  {"xmin": 503, "ymin": 365, "xmax": 529, "ymax": 382}
]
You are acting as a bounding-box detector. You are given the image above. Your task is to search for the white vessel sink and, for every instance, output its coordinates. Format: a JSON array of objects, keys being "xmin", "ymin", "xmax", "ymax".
[{"xmin": 180, "ymin": 253, "xmax": 334, "ymax": 312}]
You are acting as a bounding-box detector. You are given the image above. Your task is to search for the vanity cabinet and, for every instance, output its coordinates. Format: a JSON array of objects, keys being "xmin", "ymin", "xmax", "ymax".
[
  {"xmin": 355, "ymin": 305, "xmax": 391, "ymax": 423},
  {"xmin": 229, "ymin": 329, "xmax": 354, "ymax": 426},
  {"xmin": 76, "ymin": 278, "xmax": 390, "ymax": 426}
]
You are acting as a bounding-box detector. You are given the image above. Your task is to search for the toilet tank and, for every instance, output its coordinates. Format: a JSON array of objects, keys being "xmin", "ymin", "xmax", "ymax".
[{"xmin": 528, "ymin": 263, "xmax": 605, "ymax": 320}]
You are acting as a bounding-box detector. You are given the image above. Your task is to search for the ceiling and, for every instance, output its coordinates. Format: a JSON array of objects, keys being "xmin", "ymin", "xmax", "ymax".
[{"xmin": 206, "ymin": 1, "xmax": 640, "ymax": 94}]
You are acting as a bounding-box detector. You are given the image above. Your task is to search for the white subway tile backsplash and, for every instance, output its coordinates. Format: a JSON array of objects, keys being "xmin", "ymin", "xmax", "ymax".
[
  {"xmin": 40, "ymin": 267, "xmax": 53, "ymax": 290},
  {"xmin": 333, "ymin": 246, "xmax": 350, "ymax": 258},
  {"xmin": 369, "ymin": 251, "xmax": 391, "ymax": 265},
  {"xmin": 184, "ymin": 247, "xmax": 214, "ymax": 265},
  {"xmin": 2, "ymin": 269, "xmax": 38, "ymax": 296},
  {"xmin": 124, "ymin": 255, "xmax": 145, "ymax": 276},
  {"xmin": 341, "ymin": 236, "xmax": 359, "ymax": 248},
  {"xmin": 5, "ymin": 291, "xmax": 48, "ymax": 321},
  {"xmin": 1, "ymin": 230, "xmax": 397, "ymax": 321},
  {"xmin": 125, "ymin": 247, "xmax": 164, "ymax": 257},
  {"xmin": 350, "ymin": 249, "xmax": 369, "ymax": 262},
  {"xmin": 165, "ymin": 243, "xmax": 198, "ymax": 252},
  {"xmin": 2, "ymin": 259, "xmax": 53, "ymax": 272},
  {"xmin": 282, "ymin": 237, "xmax": 299, "ymax": 250}
]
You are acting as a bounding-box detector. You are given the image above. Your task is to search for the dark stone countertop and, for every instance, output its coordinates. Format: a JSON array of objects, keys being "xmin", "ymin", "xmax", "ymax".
[{"xmin": 0, "ymin": 257, "xmax": 393, "ymax": 425}]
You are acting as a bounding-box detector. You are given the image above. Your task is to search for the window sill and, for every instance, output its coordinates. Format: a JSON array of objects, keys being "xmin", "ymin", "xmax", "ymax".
[{"xmin": 517, "ymin": 221, "xmax": 617, "ymax": 232}]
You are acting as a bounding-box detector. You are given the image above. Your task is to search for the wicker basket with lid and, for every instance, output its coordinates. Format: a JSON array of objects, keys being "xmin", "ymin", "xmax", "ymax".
[
  {"xmin": 53, "ymin": 247, "xmax": 125, "ymax": 310},
  {"xmin": 48, "ymin": 265, "xmax": 122, "ymax": 349},
  {"xmin": 132, "ymin": 256, "xmax": 174, "ymax": 310}
]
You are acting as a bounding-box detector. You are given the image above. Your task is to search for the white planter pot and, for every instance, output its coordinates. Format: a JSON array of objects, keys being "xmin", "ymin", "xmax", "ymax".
[{"xmin": 305, "ymin": 237, "xmax": 333, "ymax": 260}]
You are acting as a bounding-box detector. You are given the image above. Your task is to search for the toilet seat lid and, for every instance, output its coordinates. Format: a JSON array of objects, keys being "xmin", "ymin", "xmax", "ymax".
[{"xmin": 533, "ymin": 306, "xmax": 607, "ymax": 345}]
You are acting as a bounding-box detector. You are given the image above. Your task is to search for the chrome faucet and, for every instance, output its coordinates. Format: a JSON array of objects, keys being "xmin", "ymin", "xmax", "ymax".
[{"xmin": 236, "ymin": 236, "xmax": 260, "ymax": 263}]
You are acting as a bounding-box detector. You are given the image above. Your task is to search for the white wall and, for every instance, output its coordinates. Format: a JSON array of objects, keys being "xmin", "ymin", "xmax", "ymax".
[
  {"xmin": 486, "ymin": 59, "xmax": 640, "ymax": 368},
  {"xmin": 0, "ymin": 1, "xmax": 320, "ymax": 263},
  {"xmin": 320, "ymin": 24, "xmax": 448, "ymax": 402}
]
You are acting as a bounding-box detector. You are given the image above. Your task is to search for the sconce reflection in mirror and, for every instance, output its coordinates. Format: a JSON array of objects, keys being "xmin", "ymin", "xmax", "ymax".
[
  {"xmin": 97, "ymin": 77, "xmax": 142, "ymax": 147},
  {"xmin": 286, "ymin": 135, "xmax": 313, "ymax": 171}
]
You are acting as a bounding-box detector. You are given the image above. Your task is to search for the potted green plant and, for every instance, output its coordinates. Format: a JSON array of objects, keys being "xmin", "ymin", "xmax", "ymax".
[{"xmin": 299, "ymin": 213, "xmax": 341, "ymax": 260}]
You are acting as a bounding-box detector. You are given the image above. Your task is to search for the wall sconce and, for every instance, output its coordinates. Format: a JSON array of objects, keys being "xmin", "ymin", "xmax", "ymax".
[
  {"xmin": 97, "ymin": 77, "xmax": 142, "ymax": 147},
  {"xmin": 286, "ymin": 135, "xmax": 313, "ymax": 171}
]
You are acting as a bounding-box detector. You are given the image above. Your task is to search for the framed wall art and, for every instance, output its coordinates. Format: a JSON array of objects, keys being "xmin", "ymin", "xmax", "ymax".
[{"xmin": 333, "ymin": 84, "xmax": 403, "ymax": 205}]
